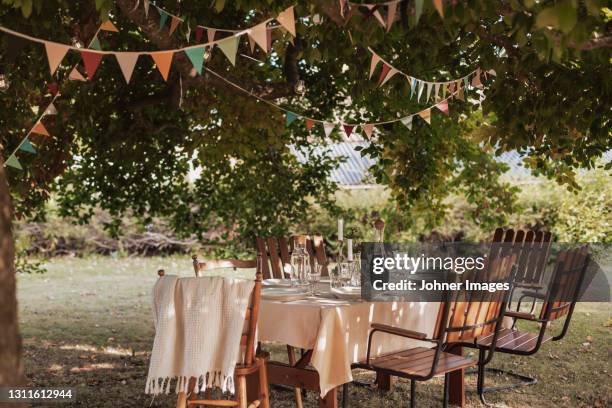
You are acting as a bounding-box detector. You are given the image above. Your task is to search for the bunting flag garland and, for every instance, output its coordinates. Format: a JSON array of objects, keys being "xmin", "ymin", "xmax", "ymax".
[
  {"xmin": 19, "ymin": 138, "xmax": 37, "ymax": 154},
  {"xmin": 81, "ymin": 51, "xmax": 104, "ymax": 78},
  {"xmin": 143, "ymin": 0, "xmax": 150, "ymax": 17},
  {"xmin": 426, "ymin": 82, "xmax": 433, "ymax": 102},
  {"xmin": 286, "ymin": 112, "xmax": 297, "ymax": 126},
  {"xmin": 207, "ymin": 29, "xmax": 217, "ymax": 44},
  {"xmin": 323, "ymin": 122, "xmax": 336, "ymax": 137},
  {"xmin": 45, "ymin": 103, "xmax": 57, "ymax": 115},
  {"xmin": 195, "ymin": 26, "xmax": 204, "ymax": 43},
  {"xmin": 417, "ymin": 80, "xmax": 425, "ymax": 102},
  {"xmin": 362, "ymin": 123, "xmax": 375, "ymax": 138},
  {"xmin": 115, "ymin": 52, "xmax": 140, "ymax": 83},
  {"xmin": 276, "ymin": 6, "xmax": 296, "ymax": 36},
  {"xmin": 217, "ymin": 36, "xmax": 239, "ymax": 66},
  {"xmin": 44, "ymin": 42, "xmax": 70, "ymax": 75},
  {"xmin": 31, "ymin": 122, "xmax": 49, "ymax": 137},
  {"xmin": 306, "ymin": 119, "xmax": 316, "ymax": 130},
  {"xmin": 379, "ymin": 67, "xmax": 397, "ymax": 86},
  {"xmin": 158, "ymin": 8, "xmax": 169, "ymax": 31},
  {"xmin": 415, "ymin": 0, "xmax": 424, "ymax": 24},
  {"xmin": 472, "ymin": 69, "xmax": 483, "ymax": 88},
  {"xmin": 400, "ymin": 115, "xmax": 413, "ymax": 130},
  {"xmin": 433, "ymin": 0, "xmax": 444, "ymax": 18},
  {"xmin": 386, "ymin": 2, "xmax": 397, "ymax": 32},
  {"xmin": 184, "ymin": 47, "xmax": 205, "ymax": 75},
  {"xmin": 249, "ymin": 23, "xmax": 269, "ymax": 53},
  {"xmin": 436, "ymin": 100, "xmax": 449, "ymax": 115},
  {"xmin": 5, "ymin": 155, "xmax": 23, "ymax": 170},
  {"xmin": 169, "ymin": 16, "xmax": 181, "ymax": 36},
  {"xmin": 151, "ymin": 51, "xmax": 174, "ymax": 81},
  {"xmin": 377, "ymin": 63, "xmax": 392, "ymax": 86},
  {"xmin": 90, "ymin": 35, "xmax": 102, "ymax": 51},
  {"xmin": 369, "ymin": 53, "xmax": 381, "ymax": 79},
  {"xmin": 434, "ymin": 83, "xmax": 441, "ymax": 101},
  {"xmin": 100, "ymin": 20, "xmax": 119, "ymax": 33},
  {"xmin": 418, "ymin": 108, "xmax": 431, "ymax": 124},
  {"xmin": 69, "ymin": 66, "xmax": 86, "ymax": 81},
  {"xmin": 343, "ymin": 124, "xmax": 355, "ymax": 139},
  {"xmin": 248, "ymin": 35, "xmax": 257, "ymax": 53}
]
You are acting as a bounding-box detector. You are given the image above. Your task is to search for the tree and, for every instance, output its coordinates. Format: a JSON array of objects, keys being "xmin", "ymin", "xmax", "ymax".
[{"xmin": 0, "ymin": 0, "xmax": 609, "ymax": 385}]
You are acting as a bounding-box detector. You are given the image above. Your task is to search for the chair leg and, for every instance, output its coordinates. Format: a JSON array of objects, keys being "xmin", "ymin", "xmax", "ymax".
[
  {"xmin": 410, "ymin": 380, "xmax": 416, "ymax": 408},
  {"xmin": 342, "ymin": 383, "xmax": 349, "ymax": 408},
  {"xmin": 443, "ymin": 373, "xmax": 449, "ymax": 408},
  {"xmin": 258, "ymin": 359, "xmax": 271, "ymax": 408},
  {"xmin": 237, "ymin": 375, "xmax": 248, "ymax": 408},
  {"xmin": 287, "ymin": 346, "xmax": 304, "ymax": 408}
]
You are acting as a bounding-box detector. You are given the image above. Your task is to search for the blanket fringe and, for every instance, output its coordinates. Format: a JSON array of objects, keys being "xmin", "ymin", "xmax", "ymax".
[{"xmin": 145, "ymin": 371, "xmax": 236, "ymax": 396}]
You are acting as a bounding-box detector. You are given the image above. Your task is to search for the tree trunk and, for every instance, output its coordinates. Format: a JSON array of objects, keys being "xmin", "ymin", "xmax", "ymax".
[{"xmin": 0, "ymin": 156, "xmax": 24, "ymax": 388}]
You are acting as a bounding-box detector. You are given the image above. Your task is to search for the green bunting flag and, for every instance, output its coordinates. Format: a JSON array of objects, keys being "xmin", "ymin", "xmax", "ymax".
[
  {"xmin": 19, "ymin": 138, "xmax": 36, "ymax": 154},
  {"xmin": 90, "ymin": 35, "xmax": 102, "ymax": 51},
  {"xmin": 286, "ymin": 112, "xmax": 297, "ymax": 126},
  {"xmin": 415, "ymin": 0, "xmax": 424, "ymax": 25},
  {"xmin": 217, "ymin": 36, "xmax": 239, "ymax": 66},
  {"xmin": 5, "ymin": 154, "xmax": 22, "ymax": 170},
  {"xmin": 185, "ymin": 47, "xmax": 205, "ymax": 75},
  {"xmin": 158, "ymin": 8, "xmax": 169, "ymax": 30}
]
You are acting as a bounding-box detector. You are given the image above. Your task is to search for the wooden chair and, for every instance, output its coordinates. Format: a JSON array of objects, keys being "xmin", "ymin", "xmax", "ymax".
[
  {"xmin": 255, "ymin": 235, "xmax": 329, "ymax": 280},
  {"xmin": 352, "ymin": 253, "xmax": 518, "ymax": 408},
  {"xmin": 161, "ymin": 254, "xmax": 270, "ymax": 408},
  {"xmin": 467, "ymin": 245, "xmax": 590, "ymax": 402}
]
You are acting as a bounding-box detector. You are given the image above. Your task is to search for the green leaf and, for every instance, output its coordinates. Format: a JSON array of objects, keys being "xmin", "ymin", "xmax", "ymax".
[{"xmin": 21, "ymin": 0, "xmax": 32, "ymax": 17}]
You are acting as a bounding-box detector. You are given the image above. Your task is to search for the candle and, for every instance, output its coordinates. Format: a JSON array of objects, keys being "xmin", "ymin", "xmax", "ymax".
[
  {"xmin": 347, "ymin": 239, "xmax": 353, "ymax": 261},
  {"xmin": 338, "ymin": 218, "xmax": 344, "ymax": 241}
]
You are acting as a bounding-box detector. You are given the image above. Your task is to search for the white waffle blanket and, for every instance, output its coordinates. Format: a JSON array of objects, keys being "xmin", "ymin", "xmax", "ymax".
[{"xmin": 145, "ymin": 275, "xmax": 254, "ymax": 395}]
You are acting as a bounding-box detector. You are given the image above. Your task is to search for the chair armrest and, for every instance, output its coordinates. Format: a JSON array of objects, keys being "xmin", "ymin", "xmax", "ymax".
[
  {"xmin": 370, "ymin": 323, "xmax": 427, "ymax": 340},
  {"xmin": 506, "ymin": 310, "xmax": 536, "ymax": 321},
  {"xmin": 515, "ymin": 282, "xmax": 544, "ymax": 290}
]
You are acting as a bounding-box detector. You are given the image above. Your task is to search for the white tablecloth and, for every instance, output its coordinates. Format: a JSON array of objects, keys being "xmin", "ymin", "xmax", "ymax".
[{"xmin": 259, "ymin": 295, "xmax": 440, "ymax": 397}]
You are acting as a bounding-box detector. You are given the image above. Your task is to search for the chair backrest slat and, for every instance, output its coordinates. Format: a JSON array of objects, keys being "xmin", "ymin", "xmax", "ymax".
[{"xmin": 256, "ymin": 235, "xmax": 329, "ymax": 279}]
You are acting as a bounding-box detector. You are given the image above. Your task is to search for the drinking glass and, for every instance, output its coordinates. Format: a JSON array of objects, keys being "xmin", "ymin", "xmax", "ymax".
[{"xmin": 307, "ymin": 261, "xmax": 322, "ymax": 295}]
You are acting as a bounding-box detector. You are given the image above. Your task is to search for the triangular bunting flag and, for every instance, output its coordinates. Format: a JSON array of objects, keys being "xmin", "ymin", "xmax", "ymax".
[
  {"xmin": 377, "ymin": 63, "xmax": 392, "ymax": 86},
  {"xmin": 45, "ymin": 103, "xmax": 57, "ymax": 115},
  {"xmin": 207, "ymin": 29, "xmax": 216, "ymax": 44},
  {"xmin": 47, "ymin": 83, "xmax": 59, "ymax": 96},
  {"xmin": 434, "ymin": 83, "xmax": 441, "ymax": 101},
  {"xmin": 472, "ymin": 70, "xmax": 483, "ymax": 88},
  {"xmin": 186, "ymin": 24, "xmax": 191, "ymax": 42},
  {"xmin": 386, "ymin": 2, "xmax": 397, "ymax": 32},
  {"xmin": 400, "ymin": 116, "xmax": 413, "ymax": 130},
  {"xmin": 323, "ymin": 122, "xmax": 335, "ymax": 137},
  {"xmin": 217, "ymin": 36, "xmax": 239, "ymax": 66},
  {"xmin": 415, "ymin": 0, "xmax": 424, "ymax": 24},
  {"xmin": 158, "ymin": 8, "xmax": 169, "ymax": 30},
  {"xmin": 418, "ymin": 109, "xmax": 431, "ymax": 124},
  {"xmin": 449, "ymin": 81, "xmax": 455, "ymax": 95},
  {"xmin": 436, "ymin": 100, "xmax": 449, "ymax": 115},
  {"xmin": 143, "ymin": 0, "xmax": 150, "ymax": 17},
  {"xmin": 151, "ymin": 51, "xmax": 174, "ymax": 81},
  {"xmin": 306, "ymin": 119, "xmax": 315, "ymax": 130},
  {"xmin": 19, "ymin": 138, "xmax": 36, "ymax": 154},
  {"xmin": 286, "ymin": 112, "xmax": 297, "ymax": 126},
  {"xmin": 31, "ymin": 122, "xmax": 49, "ymax": 136},
  {"xmin": 369, "ymin": 52, "xmax": 381, "ymax": 79},
  {"xmin": 417, "ymin": 81, "xmax": 425, "ymax": 102},
  {"xmin": 80, "ymin": 50, "xmax": 104, "ymax": 79},
  {"xmin": 443, "ymin": 83, "xmax": 448, "ymax": 99},
  {"xmin": 89, "ymin": 35, "xmax": 102, "ymax": 51},
  {"xmin": 169, "ymin": 16, "xmax": 181, "ymax": 36},
  {"xmin": 487, "ymin": 69, "xmax": 497, "ymax": 77},
  {"xmin": 266, "ymin": 28, "xmax": 273, "ymax": 52},
  {"xmin": 195, "ymin": 26, "xmax": 204, "ymax": 42},
  {"xmin": 456, "ymin": 80, "xmax": 465, "ymax": 101},
  {"xmin": 248, "ymin": 35, "xmax": 256, "ymax": 53},
  {"xmin": 277, "ymin": 6, "xmax": 296, "ymax": 37},
  {"xmin": 100, "ymin": 20, "xmax": 119, "ymax": 33},
  {"xmin": 185, "ymin": 47, "xmax": 205, "ymax": 75},
  {"xmin": 69, "ymin": 66, "xmax": 86, "ymax": 81},
  {"xmin": 366, "ymin": 5, "xmax": 386, "ymax": 28},
  {"xmin": 362, "ymin": 123, "xmax": 375, "ymax": 138},
  {"xmin": 115, "ymin": 52, "xmax": 139, "ymax": 84},
  {"xmin": 433, "ymin": 0, "xmax": 444, "ymax": 18},
  {"xmin": 5, "ymin": 155, "xmax": 22, "ymax": 170},
  {"xmin": 463, "ymin": 76, "xmax": 470, "ymax": 92},
  {"xmin": 426, "ymin": 82, "xmax": 433, "ymax": 102},
  {"xmin": 410, "ymin": 77, "xmax": 417, "ymax": 98},
  {"xmin": 343, "ymin": 124, "xmax": 354, "ymax": 139},
  {"xmin": 44, "ymin": 42, "xmax": 70, "ymax": 75},
  {"xmin": 379, "ymin": 68, "xmax": 398, "ymax": 86},
  {"xmin": 249, "ymin": 23, "xmax": 268, "ymax": 53}
]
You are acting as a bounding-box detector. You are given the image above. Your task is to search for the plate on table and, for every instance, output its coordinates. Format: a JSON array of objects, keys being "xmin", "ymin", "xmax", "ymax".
[
  {"xmin": 331, "ymin": 286, "xmax": 362, "ymax": 300},
  {"xmin": 262, "ymin": 278, "xmax": 292, "ymax": 288},
  {"xmin": 262, "ymin": 287, "xmax": 309, "ymax": 302}
]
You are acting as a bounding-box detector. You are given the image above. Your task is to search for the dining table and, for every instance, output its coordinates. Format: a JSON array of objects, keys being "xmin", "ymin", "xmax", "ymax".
[{"xmin": 246, "ymin": 282, "xmax": 468, "ymax": 407}]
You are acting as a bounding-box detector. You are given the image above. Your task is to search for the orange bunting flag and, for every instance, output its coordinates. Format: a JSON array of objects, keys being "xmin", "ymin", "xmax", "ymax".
[
  {"xmin": 115, "ymin": 52, "xmax": 139, "ymax": 84},
  {"xmin": 276, "ymin": 6, "xmax": 296, "ymax": 37},
  {"xmin": 433, "ymin": 0, "xmax": 444, "ymax": 18},
  {"xmin": 418, "ymin": 109, "xmax": 431, "ymax": 124},
  {"xmin": 69, "ymin": 66, "xmax": 86, "ymax": 81},
  {"xmin": 80, "ymin": 51, "xmax": 104, "ymax": 79},
  {"xmin": 377, "ymin": 63, "xmax": 392, "ymax": 86},
  {"xmin": 31, "ymin": 122, "xmax": 50, "ymax": 136},
  {"xmin": 100, "ymin": 20, "xmax": 119, "ymax": 33},
  {"xmin": 369, "ymin": 52, "xmax": 381, "ymax": 79},
  {"xmin": 44, "ymin": 42, "xmax": 70, "ymax": 75},
  {"xmin": 362, "ymin": 123, "xmax": 375, "ymax": 138},
  {"xmin": 472, "ymin": 70, "xmax": 483, "ymax": 88},
  {"xmin": 436, "ymin": 100, "xmax": 449, "ymax": 115},
  {"xmin": 151, "ymin": 51, "xmax": 174, "ymax": 81},
  {"xmin": 386, "ymin": 2, "xmax": 397, "ymax": 32},
  {"xmin": 249, "ymin": 23, "xmax": 268, "ymax": 53},
  {"xmin": 306, "ymin": 119, "xmax": 316, "ymax": 130},
  {"xmin": 169, "ymin": 16, "xmax": 181, "ymax": 36}
]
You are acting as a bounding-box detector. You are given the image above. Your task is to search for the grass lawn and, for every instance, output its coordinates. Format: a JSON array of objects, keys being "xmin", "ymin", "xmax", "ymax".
[{"xmin": 17, "ymin": 256, "xmax": 611, "ymax": 407}]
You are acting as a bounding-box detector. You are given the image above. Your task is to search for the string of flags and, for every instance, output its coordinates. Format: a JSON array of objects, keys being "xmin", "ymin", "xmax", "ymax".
[
  {"xmin": 342, "ymin": 0, "xmax": 445, "ymax": 30},
  {"xmin": 368, "ymin": 47, "xmax": 492, "ymax": 103},
  {"xmin": 0, "ymin": 6, "xmax": 296, "ymax": 84},
  {"xmin": 205, "ymin": 66, "xmax": 487, "ymax": 142},
  {"xmin": 4, "ymin": 24, "xmax": 109, "ymax": 170}
]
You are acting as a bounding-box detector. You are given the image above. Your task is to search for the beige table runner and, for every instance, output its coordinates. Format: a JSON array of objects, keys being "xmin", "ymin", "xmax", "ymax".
[{"xmin": 259, "ymin": 296, "xmax": 440, "ymax": 397}]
